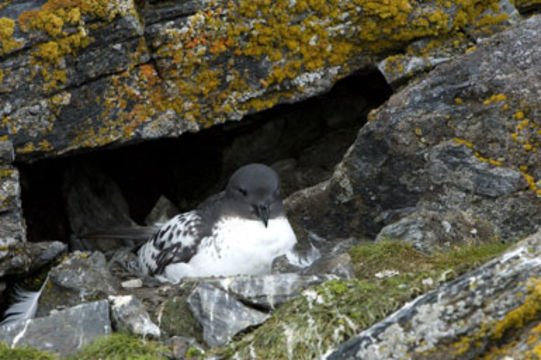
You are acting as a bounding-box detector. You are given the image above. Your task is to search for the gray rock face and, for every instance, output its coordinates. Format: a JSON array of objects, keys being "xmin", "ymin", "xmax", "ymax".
[
  {"xmin": 109, "ymin": 294, "xmax": 160, "ymax": 338},
  {"xmin": 64, "ymin": 165, "xmax": 138, "ymax": 252},
  {"xmin": 0, "ymin": 300, "xmax": 111, "ymax": 357},
  {"xmin": 292, "ymin": 15, "xmax": 541, "ymax": 244},
  {"xmin": 0, "ymin": 241, "xmax": 66, "ymax": 277},
  {"xmin": 38, "ymin": 251, "xmax": 118, "ymax": 316},
  {"xmin": 212, "ymin": 273, "xmax": 335, "ymax": 310},
  {"xmin": 187, "ymin": 282, "xmax": 269, "ymax": 347},
  {"xmin": 325, "ymin": 230, "xmax": 541, "ymax": 360},
  {"xmin": 376, "ymin": 209, "xmax": 496, "ymax": 254},
  {"xmin": 0, "ymin": 140, "xmax": 25, "ymax": 248},
  {"xmin": 145, "ymin": 195, "xmax": 179, "ymax": 226}
]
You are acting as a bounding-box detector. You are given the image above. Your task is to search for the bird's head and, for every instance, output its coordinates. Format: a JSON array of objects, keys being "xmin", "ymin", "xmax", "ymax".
[{"xmin": 225, "ymin": 163, "xmax": 283, "ymax": 227}]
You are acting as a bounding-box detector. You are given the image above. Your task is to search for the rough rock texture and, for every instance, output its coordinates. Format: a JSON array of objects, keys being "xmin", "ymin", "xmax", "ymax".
[
  {"xmin": 290, "ymin": 15, "xmax": 541, "ymax": 247},
  {"xmin": 0, "ymin": 140, "xmax": 25, "ymax": 248},
  {"xmin": 0, "ymin": 240, "xmax": 66, "ymax": 277},
  {"xmin": 109, "ymin": 294, "xmax": 161, "ymax": 338},
  {"xmin": 0, "ymin": 300, "xmax": 111, "ymax": 357},
  {"xmin": 37, "ymin": 251, "xmax": 118, "ymax": 316},
  {"xmin": 211, "ymin": 273, "xmax": 335, "ymax": 310},
  {"xmin": 64, "ymin": 165, "xmax": 139, "ymax": 251},
  {"xmin": 0, "ymin": 0, "xmax": 519, "ymax": 161},
  {"xmin": 375, "ymin": 209, "xmax": 496, "ymax": 254},
  {"xmin": 325, "ymin": 230, "xmax": 541, "ymax": 360},
  {"xmin": 187, "ymin": 282, "xmax": 269, "ymax": 347}
]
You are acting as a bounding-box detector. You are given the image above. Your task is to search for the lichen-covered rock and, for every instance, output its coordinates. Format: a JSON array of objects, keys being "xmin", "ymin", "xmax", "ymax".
[
  {"xmin": 187, "ymin": 282, "xmax": 269, "ymax": 347},
  {"xmin": 292, "ymin": 15, "xmax": 541, "ymax": 244},
  {"xmin": 109, "ymin": 294, "xmax": 161, "ymax": 338},
  {"xmin": 0, "ymin": 240, "xmax": 66, "ymax": 277},
  {"xmin": 0, "ymin": 300, "xmax": 111, "ymax": 357},
  {"xmin": 0, "ymin": 0, "xmax": 523, "ymax": 161},
  {"xmin": 0, "ymin": 141, "xmax": 25, "ymax": 248},
  {"xmin": 324, "ymin": 230, "xmax": 541, "ymax": 360},
  {"xmin": 37, "ymin": 251, "xmax": 118, "ymax": 316}
]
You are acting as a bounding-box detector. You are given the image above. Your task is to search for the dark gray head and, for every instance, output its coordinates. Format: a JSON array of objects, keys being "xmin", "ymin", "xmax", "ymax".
[{"xmin": 223, "ymin": 163, "xmax": 283, "ymax": 226}]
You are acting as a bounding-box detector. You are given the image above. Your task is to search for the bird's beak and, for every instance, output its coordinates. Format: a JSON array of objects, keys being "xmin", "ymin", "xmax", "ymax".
[{"xmin": 256, "ymin": 204, "xmax": 270, "ymax": 227}]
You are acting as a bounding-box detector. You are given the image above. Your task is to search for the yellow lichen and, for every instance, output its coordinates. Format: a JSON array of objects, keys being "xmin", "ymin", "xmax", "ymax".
[
  {"xmin": 483, "ymin": 93, "xmax": 507, "ymax": 105},
  {"xmin": 492, "ymin": 278, "xmax": 541, "ymax": 339},
  {"xmin": 0, "ymin": 17, "xmax": 22, "ymax": 54}
]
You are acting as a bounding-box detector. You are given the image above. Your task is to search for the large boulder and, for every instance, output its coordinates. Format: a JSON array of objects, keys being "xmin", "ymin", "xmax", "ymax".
[
  {"xmin": 325, "ymin": 230, "xmax": 541, "ymax": 359},
  {"xmin": 0, "ymin": 300, "xmax": 111, "ymax": 357},
  {"xmin": 0, "ymin": 0, "xmax": 519, "ymax": 161},
  {"xmin": 289, "ymin": 15, "xmax": 541, "ymax": 247}
]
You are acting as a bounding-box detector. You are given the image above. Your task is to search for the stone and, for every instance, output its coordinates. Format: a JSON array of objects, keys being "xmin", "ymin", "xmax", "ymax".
[
  {"xmin": 325, "ymin": 230, "xmax": 541, "ymax": 360},
  {"xmin": 121, "ymin": 278, "xmax": 143, "ymax": 289},
  {"xmin": 0, "ymin": 300, "xmax": 111, "ymax": 358},
  {"xmin": 164, "ymin": 336, "xmax": 205, "ymax": 360},
  {"xmin": 375, "ymin": 209, "xmax": 497, "ymax": 254},
  {"xmin": 0, "ymin": 241, "xmax": 66, "ymax": 277},
  {"xmin": 211, "ymin": 273, "xmax": 335, "ymax": 310},
  {"xmin": 109, "ymin": 294, "xmax": 161, "ymax": 338},
  {"xmin": 300, "ymin": 252, "xmax": 355, "ymax": 279},
  {"xmin": 187, "ymin": 282, "xmax": 269, "ymax": 347},
  {"xmin": 0, "ymin": 163, "xmax": 26, "ymax": 247},
  {"xmin": 291, "ymin": 15, "xmax": 541, "ymax": 244},
  {"xmin": 37, "ymin": 251, "xmax": 118, "ymax": 316},
  {"xmin": 0, "ymin": 1, "xmax": 520, "ymax": 161},
  {"xmin": 145, "ymin": 195, "xmax": 179, "ymax": 226},
  {"xmin": 64, "ymin": 165, "xmax": 138, "ymax": 252}
]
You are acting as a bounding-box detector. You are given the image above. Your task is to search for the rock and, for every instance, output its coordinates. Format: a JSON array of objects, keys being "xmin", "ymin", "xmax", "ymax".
[
  {"xmin": 109, "ymin": 295, "xmax": 161, "ymax": 338},
  {"xmin": 37, "ymin": 251, "xmax": 118, "ymax": 316},
  {"xmin": 325, "ymin": 230, "xmax": 541, "ymax": 360},
  {"xmin": 300, "ymin": 253, "xmax": 355, "ymax": 279},
  {"xmin": 211, "ymin": 273, "xmax": 335, "ymax": 310},
  {"xmin": 375, "ymin": 209, "xmax": 497, "ymax": 253},
  {"xmin": 0, "ymin": 1, "xmax": 521, "ymax": 161},
  {"xmin": 0, "ymin": 143, "xmax": 26, "ymax": 247},
  {"xmin": 64, "ymin": 165, "xmax": 138, "ymax": 252},
  {"xmin": 121, "ymin": 278, "xmax": 143, "ymax": 289},
  {"xmin": 271, "ymin": 255, "xmax": 303, "ymax": 274},
  {"xmin": 164, "ymin": 336, "xmax": 205, "ymax": 360},
  {"xmin": 293, "ymin": 15, "xmax": 541, "ymax": 243},
  {"xmin": 515, "ymin": 0, "xmax": 541, "ymax": 13},
  {"xmin": 145, "ymin": 195, "xmax": 179, "ymax": 226},
  {"xmin": 0, "ymin": 300, "xmax": 111, "ymax": 358},
  {"xmin": 0, "ymin": 241, "xmax": 66, "ymax": 277},
  {"xmin": 187, "ymin": 282, "xmax": 269, "ymax": 347}
]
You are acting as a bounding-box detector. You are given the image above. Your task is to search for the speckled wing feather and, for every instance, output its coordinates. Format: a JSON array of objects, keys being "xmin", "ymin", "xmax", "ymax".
[{"xmin": 137, "ymin": 211, "xmax": 211, "ymax": 276}]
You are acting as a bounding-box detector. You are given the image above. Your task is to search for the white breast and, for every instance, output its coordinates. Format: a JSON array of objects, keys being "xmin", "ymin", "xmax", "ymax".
[{"xmin": 161, "ymin": 216, "xmax": 297, "ymax": 281}]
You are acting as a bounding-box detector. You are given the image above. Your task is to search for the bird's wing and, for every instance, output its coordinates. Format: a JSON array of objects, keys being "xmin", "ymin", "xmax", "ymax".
[{"xmin": 138, "ymin": 211, "xmax": 211, "ymax": 276}]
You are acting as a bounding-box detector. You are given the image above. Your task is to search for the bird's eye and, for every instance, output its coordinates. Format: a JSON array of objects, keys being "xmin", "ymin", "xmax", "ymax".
[{"xmin": 237, "ymin": 187, "xmax": 248, "ymax": 196}]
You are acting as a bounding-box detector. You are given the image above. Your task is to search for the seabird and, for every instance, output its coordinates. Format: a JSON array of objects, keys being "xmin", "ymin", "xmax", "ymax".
[{"xmin": 137, "ymin": 163, "xmax": 297, "ymax": 283}]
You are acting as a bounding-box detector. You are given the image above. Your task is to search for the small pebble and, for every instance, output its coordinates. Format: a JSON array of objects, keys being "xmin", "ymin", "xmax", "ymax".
[{"xmin": 121, "ymin": 278, "xmax": 143, "ymax": 289}]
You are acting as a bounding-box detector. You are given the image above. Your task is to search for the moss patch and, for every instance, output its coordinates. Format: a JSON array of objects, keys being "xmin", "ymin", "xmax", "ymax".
[
  {"xmin": 0, "ymin": 342, "xmax": 57, "ymax": 360},
  {"xmin": 75, "ymin": 333, "xmax": 168, "ymax": 360},
  {"xmin": 216, "ymin": 240, "xmax": 509, "ymax": 359}
]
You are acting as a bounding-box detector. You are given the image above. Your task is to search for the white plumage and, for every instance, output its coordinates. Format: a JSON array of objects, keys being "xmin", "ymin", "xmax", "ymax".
[{"xmin": 136, "ymin": 163, "xmax": 298, "ymax": 283}]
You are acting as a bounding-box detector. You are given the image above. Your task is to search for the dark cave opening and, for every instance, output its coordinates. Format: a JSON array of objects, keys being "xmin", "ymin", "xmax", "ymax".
[{"xmin": 17, "ymin": 70, "xmax": 392, "ymax": 246}]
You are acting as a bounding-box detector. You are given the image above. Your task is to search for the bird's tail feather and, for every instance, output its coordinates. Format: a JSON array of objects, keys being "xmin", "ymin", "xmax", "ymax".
[
  {"xmin": 80, "ymin": 225, "xmax": 160, "ymax": 241},
  {"xmin": 1, "ymin": 277, "xmax": 47, "ymax": 325}
]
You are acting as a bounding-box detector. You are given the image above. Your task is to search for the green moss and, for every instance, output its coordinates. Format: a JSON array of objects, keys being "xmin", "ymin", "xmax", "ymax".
[
  {"xmin": 75, "ymin": 333, "xmax": 168, "ymax": 360},
  {"xmin": 0, "ymin": 342, "xmax": 57, "ymax": 360},
  {"xmin": 217, "ymin": 240, "xmax": 509, "ymax": 359}
]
